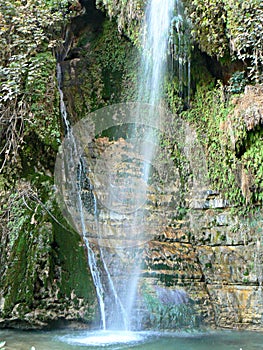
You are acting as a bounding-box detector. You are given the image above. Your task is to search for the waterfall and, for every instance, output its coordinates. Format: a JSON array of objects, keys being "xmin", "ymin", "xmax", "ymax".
[
  {"xmin": 92, "ymin": 0, "xmax": 177, "ymax": 329},
  {"xmin": 55, "ymin": 0, "xmax": 186, "ymax": 332},
  {"xmin": 56, "ymin": 64, "xmax": 107, "ymax": 330},
  {"xmin": 138, "ymin": 0, "xmax": 176, "ymax": 105}
]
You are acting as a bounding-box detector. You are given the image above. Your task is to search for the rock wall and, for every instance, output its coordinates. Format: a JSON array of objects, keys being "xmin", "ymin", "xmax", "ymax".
[
  {"xmin": 56, "ymin": 7, "xmax": 263, "ymax": 331},
  {"xmin": 190, "ymin": 194, "xmax": 263, "ymax": 329},
  {"xmin": 0, "ymin": 203, "xmax": 98, "ymax": 329},
  {"xmin": 140, "ymin": 189, "xmax": 263, "ymax": 330}
]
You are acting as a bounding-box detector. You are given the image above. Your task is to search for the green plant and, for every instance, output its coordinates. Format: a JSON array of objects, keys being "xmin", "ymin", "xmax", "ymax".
[
  {"xmin": 184, "ymin": 0, "xmax": 263, "ymax": 82},
  {"xmin": 228, "ymin": 71, "xmax": 247, "ymax": 94},
  {"xmin": 182, "ymin": 83, "xmax": 263, "ymax": 206},
  {"xmin": 95, "ymin": 0, "xmax": 145, "ymax": 43},
  {"xmin": 242, "ymin": 128, "xmax": 263, "ymax": 203},
  {"xmin": 0, "ymin": 0, "xmax": 75, "ymax": 175},
  {"xmin": 183, "ymin": 85, "xmax": 243, "ymax": 204},
  {"xmin": 142, "ymin": 284, "xmax": 199, "ymax": 329},
  {"xmin": 184, "ymin": 0, "xmax": 228, "ymax": 58},
  {"xmin": 225, "ymin": 0, "xmax": 263, "ymax": 82}
]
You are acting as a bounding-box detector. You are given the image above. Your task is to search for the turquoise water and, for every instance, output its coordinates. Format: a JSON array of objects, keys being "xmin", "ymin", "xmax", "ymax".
[{"xmin": 1, "ymin": 329, "xmax": 263, "ymax": 350}]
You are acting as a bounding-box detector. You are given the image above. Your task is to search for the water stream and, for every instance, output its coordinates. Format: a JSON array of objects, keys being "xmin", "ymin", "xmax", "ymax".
[
  {"xmin": 96, "ymin": 0, "xmax": 178, "ymax": 330},
  {"xmin": 138, "ymin": 0, "xmax": 176, "ymax": 105}
]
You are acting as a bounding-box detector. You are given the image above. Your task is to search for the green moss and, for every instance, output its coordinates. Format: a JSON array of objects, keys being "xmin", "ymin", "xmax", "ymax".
[
  {"xmin": 95, "ymin": 0, "xmax": 145, "ymax": 43},
  {"xmin": 205, "ymin": 262, "xmax": 212, "ymax": 269},
  {"xmin": 181, "ymin": 86, "xmax": 241, "ymax": 204},
  {"xmin": 180, "ymin": 84, "xmax": 263, "ymax": 207},
  {"xmin": 190, "ymin": 49, "xmax": 215, "ymax": 90},
  {"xmin": 141, "ymin": 284, "xmax": 200, "ymax": 329},
  {"xmin": 2, "ymin": 222, "xmax": 53, "ymax": 316},
  {"xmin": 52, "ymin": 220, "xmax": 95, "ymax": 302},
  {"xmin": 242, "ymin": 127, "xmax": 263, "ymax": 203},
  {"xmin": 1, "ymin": 184, "xmax": 97, "ymax": 322},
  {"xmin": 62, "ymin": 18, "xmax": 138, "ymax": 123}
]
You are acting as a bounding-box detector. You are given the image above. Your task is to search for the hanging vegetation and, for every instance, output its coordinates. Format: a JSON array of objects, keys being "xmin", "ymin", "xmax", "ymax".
[
  {"xmin": 185, "ymin": 0, "xmax": 263, "ymax": 81},
  {"xmin": 0, "ymin": 0, "xmax": 76, "ymax": 179},
  {"xmin": 95, "ymin": 0, "xmax": 145, "ymax": 42}
]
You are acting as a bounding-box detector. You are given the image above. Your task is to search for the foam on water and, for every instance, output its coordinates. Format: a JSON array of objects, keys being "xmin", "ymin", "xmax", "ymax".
[{"xmin": 59, "ymin": 330, "xmax": 146, "ymax": 347}]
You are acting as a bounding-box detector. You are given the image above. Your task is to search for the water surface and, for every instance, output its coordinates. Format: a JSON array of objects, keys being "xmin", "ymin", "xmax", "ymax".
[{"xmin": 0, "ymin": 329, "xmax": 263, "ymax": 350}]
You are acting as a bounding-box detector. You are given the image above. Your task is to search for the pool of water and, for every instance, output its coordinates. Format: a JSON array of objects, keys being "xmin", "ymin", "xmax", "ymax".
[{"xmin": 0, "ymin": 328, "xmax": 263, "ymax": 350}]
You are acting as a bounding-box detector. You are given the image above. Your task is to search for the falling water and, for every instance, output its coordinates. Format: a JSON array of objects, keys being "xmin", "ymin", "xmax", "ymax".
[
  {"xmin": 117, "ymin": 0, "xmax": 177, "ymax": 330},
  {"xmin": 90, "ymin": 0, "xmax": 178, "ymax": 330},
  {"xmin": 55, "ymin": 0, "xmax": 182, "ymax": 333},
  {"xmin": 56, "ymin": 64, "xmax": 107, "ymax": 330},
  {"xmin": 57, "ymin": 64, "xmax": 71, "ymax": 134},
  {"xmin": 138, "ymin": 0, "xmax": 176, "ymax": 105}
]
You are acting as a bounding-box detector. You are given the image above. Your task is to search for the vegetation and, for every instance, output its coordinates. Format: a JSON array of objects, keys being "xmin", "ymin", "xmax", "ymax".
[
  {"xmin": 0, "ymin": 177, "xmax": 97, "ymax": 323},
  {"xmin": 0, "ymin": 0, "xmax": 98, "ymax": 325},
  {"xmin": 142, "ymin": 284, "xmax": 200, "ymax": 329},
  {"xmin": 95, "ymin": 0, "xmax": 145, "ymax": 43},
  {"xmin": 98, "ymin": 0, "xmax": 263, "ymax": 207},
  {"xmin": 65, "ymin": 18, "xmax": 138, "ymax": 115},
  {"xmin": 180, "ymin": 83, "xmax": 263, "ymax": 206},
  {"xmin": 185, "ymin": 0, "xmax": 263, "ymax": 81},
  {"xmin": 98, "ymin": 0, "xmax": 263, "ymax": 84},
  {"xmin": 166, "ymin": 0, "xmax": 263, "ymax": 206},
  {"xmin": 0, "ymin": 0, "xmax": 71, "ymax": 177}
]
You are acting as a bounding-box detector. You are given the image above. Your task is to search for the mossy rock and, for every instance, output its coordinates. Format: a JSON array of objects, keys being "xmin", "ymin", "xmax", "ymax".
[{"xmin": 0, "ymin": 208, "xmax": 97, "ymax": 327}]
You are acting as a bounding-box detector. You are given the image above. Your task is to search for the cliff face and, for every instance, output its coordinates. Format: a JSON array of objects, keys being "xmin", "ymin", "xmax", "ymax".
[
  {"xmin": 0, "ymin": 0, "xmax": 263, "ymax": 331},
  {"xmin": 57, "ymin": 2, "xmax": 263, "ymax": 331},
  {"xmin": 190, "ymin": 198, "xmax": 263, "ymax": 328},
  {"xmin": 142, "ymin": 196, "xmax": 263, "ymax": 330}
]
